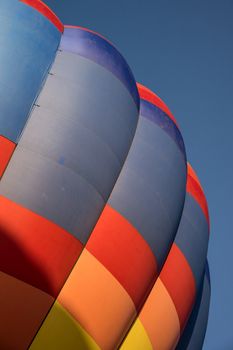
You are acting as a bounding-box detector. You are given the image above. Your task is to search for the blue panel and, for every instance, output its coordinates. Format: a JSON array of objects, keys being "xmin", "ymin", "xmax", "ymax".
[
  {"xmin": 176, "ymin": 263, "xmax": 211, "ymax": 350},
  {"xmin": 175, "ymin": 194, "xmax": 209, "ymax": 288},
  {"xmin": 140, "ymin": 99, "xmax": 186, "ymax": 159},
  {"xmin": 109, "ymin": 113, "xmax": 187, "ymax": 268},
  {"xmin": 0, "ymin": 41, "xmax": 139, "ymax": 243},
  {"xmin": 60, "ymin": 27, "xmax": 139, "ymax": 109},
  {"xmin": 0, "ymin": 0, "xmax": 61, "ymax": 142}
]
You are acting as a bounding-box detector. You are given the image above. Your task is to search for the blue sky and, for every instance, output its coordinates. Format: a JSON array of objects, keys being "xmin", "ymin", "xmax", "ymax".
[{"xmin": 44, "ymin": 1, "xmax": 233, "ymax": 348}]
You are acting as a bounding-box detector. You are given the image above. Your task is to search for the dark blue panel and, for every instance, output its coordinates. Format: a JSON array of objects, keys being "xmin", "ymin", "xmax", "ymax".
[
  {"xmin": 175, "ymin": 194, "xmax": 209, "ymax": 288},
  {"xmin": 176, "ymin": 263, "xmax": 211, "ymax": 350},
  {"xmin": 60, "ymin": 27, "xmax": 139, "ymax": 109},
  {"xmin": 0, "ymin": 0, "xmax": 61, "ymax": 142},
  {"xmin": 140, "ymin": 99, "xmax": 186, "ymax": 159}
]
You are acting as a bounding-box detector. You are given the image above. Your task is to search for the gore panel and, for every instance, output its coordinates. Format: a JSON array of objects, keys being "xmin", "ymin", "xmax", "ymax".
[{"xmin": 0, "ymin": 0, "xmax": 61, "ymax": 141}]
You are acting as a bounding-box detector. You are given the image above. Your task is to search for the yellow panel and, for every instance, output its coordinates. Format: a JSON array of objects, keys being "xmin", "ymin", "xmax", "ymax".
[
  {"xmin": 57, "ymin": 249, "xmax": 136, "ymax": 349},
  {"xmin": 30, "ymin": 301, "xmax": 100, "ymax": 350},
  {"xmin": 139, "ymin": 278, "xmax": 180, "ymax": 350},
  {"xmin": 120, "ymin": 318, "xmax": 153, "ymax": 350}
]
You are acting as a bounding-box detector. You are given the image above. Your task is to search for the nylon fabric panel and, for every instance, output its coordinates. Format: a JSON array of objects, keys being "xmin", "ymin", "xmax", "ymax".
[
  {"xmin": 175, "ymin": 194, "xmax": 209, "ymax": 288},
  {"xmin": 0, "ymin": 0, "xmax": 61, "ymax": 142},
  {"xmin": 56, "ymin": 249, "xmax": 137, "ymax": 350},
  {"xmin": 109, "ymin": 116, "xmax": 186, "ymax": 268},
  {"xmin": 176, "ymin": 265, "xmax": 211, "ymax": 350},
  {"xmin": 30, "ymin": 302, "xmax": 100, "ymax": 350},
  {"xmin": 0, "ymin": 271, "xmax": 53, "ymax": 350},
  {"xmin": 60, "ymin": 27, "xmax": 139, "ymax": 107}
]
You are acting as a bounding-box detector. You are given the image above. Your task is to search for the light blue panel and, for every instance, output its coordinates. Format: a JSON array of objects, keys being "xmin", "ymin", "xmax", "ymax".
[{"xmin": 0, "ymin": 0, "xmax": 61, "ymax": 141}]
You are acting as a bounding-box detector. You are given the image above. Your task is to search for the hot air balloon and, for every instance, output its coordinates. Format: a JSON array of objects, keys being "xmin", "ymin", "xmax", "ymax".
[{"xmin": 0, "ymin": 1, "xmax": 210, "ymax": 349}]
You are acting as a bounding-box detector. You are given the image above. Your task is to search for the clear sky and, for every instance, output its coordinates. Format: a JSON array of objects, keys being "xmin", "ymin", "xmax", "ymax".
[{"xmin": 44, "ymin": 1, "xmax": 233, "ymax": 348}]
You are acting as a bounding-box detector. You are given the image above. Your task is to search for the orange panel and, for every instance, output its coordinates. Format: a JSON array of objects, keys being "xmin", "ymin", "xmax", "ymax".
[
  {"xmin": 139, "ymin": 278, "xmax": 180, "ymax": 350},
  {"xmin": 0, "ymin": 271, "xmax": 53, "ymax": 350},
  {"xmin": 160, "ymin": 244, "xmax": 196, "ymax": 330},
  {"xmin": 0, "ymin": 136, "xmax": 16, "ymax": 178},
  {"xmin": 58, "ymin": 249, "xmax": 136, "ymax": 350}
]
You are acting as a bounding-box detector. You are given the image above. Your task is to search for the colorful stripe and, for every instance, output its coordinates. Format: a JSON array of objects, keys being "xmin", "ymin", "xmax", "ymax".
[
  {"xmin": 0, "ymin": 136, "xmax": 16, "ymax": 178},
  {"xmin": 20, "ymin": 0, "xmax": 64, "ymax": 32},
  {"xmin": 60, "ymin": 26, "xmax": 139, "ymax": 108},
  {"xmin": 121, "ymin": 165, "xmax": 209, "ymax": 349},
  {"xmin": 137, "ymin": 83, "xmax": 178, "ymax": 126}
]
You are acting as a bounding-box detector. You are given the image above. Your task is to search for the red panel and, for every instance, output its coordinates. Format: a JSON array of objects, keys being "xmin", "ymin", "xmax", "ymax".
[
  {"xmin": 86, "ymin": 205, "xmax": 158, "ymax": 310},
  {"xmin": 137, "ymin": 83, "xmax": 178, "ymax": 127},
  {"xmin": 186, "ymin": 171, "xmax": 210, "ymax": 229},
  {"xmin": 0, "ymin": 136, "xmax": 16, "ymax": 178},
  {"xmin": 160, "ymin": 244, "xmax": 196, "ymax": 330},
  {"xmin": 20, "ymin": 0, "xmax": 64, "ymax": 33},
  {"xmin": 0, "ymin": 195, "xmax": 83, "ymax": 297}
]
